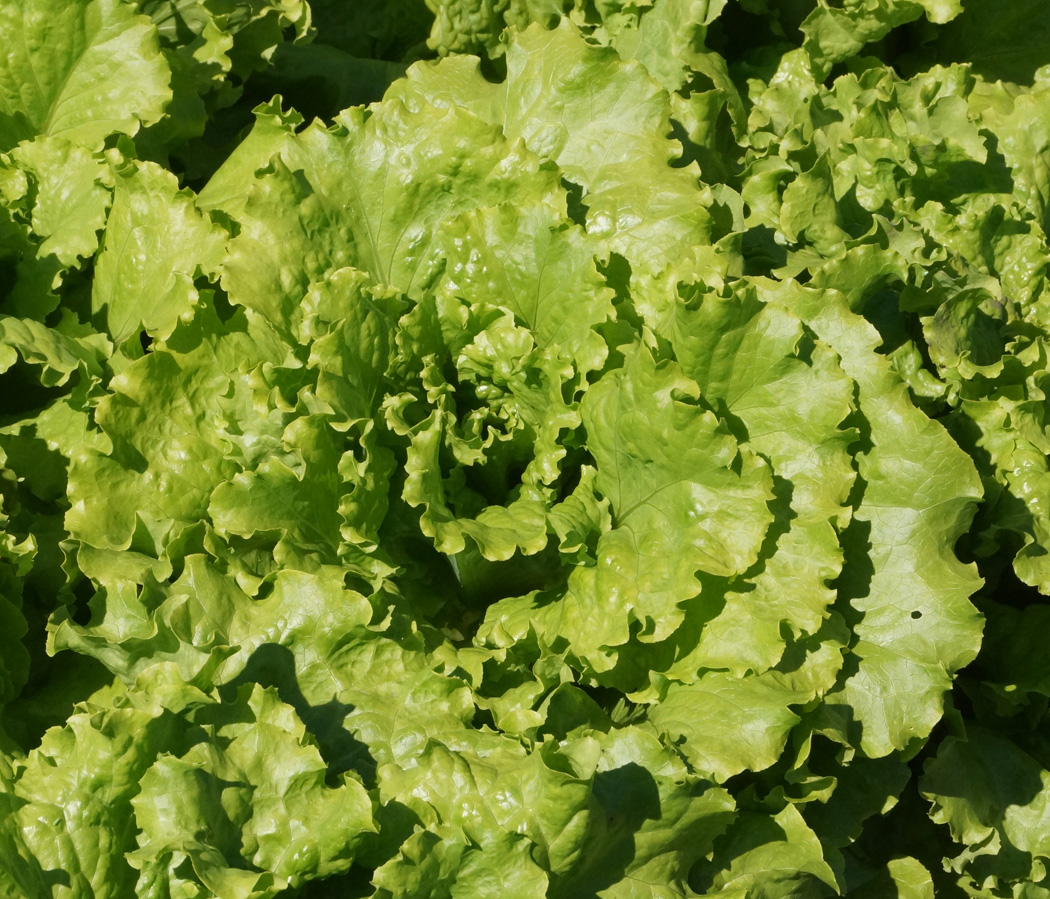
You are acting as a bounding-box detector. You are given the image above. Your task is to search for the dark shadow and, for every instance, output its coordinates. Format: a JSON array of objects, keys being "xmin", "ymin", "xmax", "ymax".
[
  {"xmin": 597, "ymin": 253, "xmax": 645, "ymax": 339},
  {"xmin": 985, "ymin": 562, "xmax": 1044, "ymax": 612},
  {"xmin": 741, "ymin": 225, "xmax": 788, "ymax": 277},
  {"xmin": 562, "ymin": 177, "xmax": 589, "ymax": 227},
  {"xmin": 912, "ymin": 158, "xmax": 1014, "ymax": 212},
  {"xmin": 840, "ymin": 775, "xmax": 970, "ymax": 898},
  {"xmin": 838, "ymin": 182, "xmax": 874, "ymax": 241},
  {"xmin": 307, "ymin": 0, "xmax": 434, "ymax": 63},
  {"xmin": 449, "ymin": 539, "xmax": 568, "ymax": 607},
  {"xmin": 833, "ymin": 516, "xmax": 874, "ymax": 630},
  {"xmin": 670, "ymin": 100, "xmax": 742, "ymax": 187},
  {"xmin": 354, "ymin": 799, "xmax": 424, "ymax": 871},
  {"xmin": 273, "ymin": 865, "xmax": 375, "ymax": 898},
  {"xmin": 943, "ymin": 409, "xmax": 1042, "ymax": 595},
  {"xmin": 801, "ymin": 734, "xmax": 911, "ymax": 853},
  {"xmin": 69, "ymin": 577, "xmax": 96, "ymax": 626},
  {"xmin": 706, "ymin": 2, "xmax": 807, "ymax": 76},
  {"xmin": 890, "ymin": 0, "xmax": 1050, "ymax": 86},
  {"xmin": 864, "ymin": 287, "xmax": 923, "ymax": 357},
  {"xmin": 845, "ymin": 860, "xmax": 919, "ymax": 899},
  {"xmin": 41, "ymin": 869, "xmax": 71, "ymax": 890},
  {"xmin": 0, "ymin": 424, "xmax": 68, "ymax": 503},
  {"xmin": 0, "ymin": 257, "xmax": 17, "ymax": 309},
  {"xmin": 0, "ymin": 362, "xmax": 70, "ymax": 419},
  {"xmin": 246, "ymin": 44, "xmax": 409, "ymax": 126}
]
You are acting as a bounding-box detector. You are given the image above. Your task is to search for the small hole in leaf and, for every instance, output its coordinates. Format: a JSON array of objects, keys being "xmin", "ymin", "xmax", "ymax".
[{"xmin": 911, "ymin": 610, "xmax": 922, "ymax": 619}]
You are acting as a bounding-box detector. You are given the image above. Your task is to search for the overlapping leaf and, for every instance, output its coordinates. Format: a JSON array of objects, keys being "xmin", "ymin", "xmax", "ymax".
[{"xmin": 0, "ymin": 4, "xmax": 1041, "ymax": 897}]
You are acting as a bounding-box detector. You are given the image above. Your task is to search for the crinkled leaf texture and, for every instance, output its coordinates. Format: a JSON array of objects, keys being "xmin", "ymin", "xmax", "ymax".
[
  {"xmin": 0, "ymin": 0, "xmax": 172, "ymax": 151},
  {"xmin": 0, "ymin": 5, "xmax": 1017, "ymax": 899}
]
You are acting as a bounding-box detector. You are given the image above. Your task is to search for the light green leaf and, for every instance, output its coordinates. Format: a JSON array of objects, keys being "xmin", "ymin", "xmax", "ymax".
[
  {"xmin": 402, "ymin": 411, "xmax": 550, "ymax": 562},
  {"xmin": 582, "ymin": 344, "xmax": 773, "ymax": 601},
  {"xmin": 0, "ymin": 315, "xmax": 106, "ymax": 386},
  {"xmin": 209, "ymin": 414, "xmax": 344, "ymax": 565},
  {"xmin": 49, "ymin": 554, "xmax": 374, "ymax": 689},
  {"xmin": 479, "ymin": 344, "xmax": 774, "ymax": 675},
  {"xmin": 439, "ymin": 201, "xmax": 614, "ymax": 367},
  {"xmin": 392, "ymin": 22, "xmax": 721, "ymax": 280},
  {"xmin": 306, "ymin": 267, "xmax": 402, "ymax": 427},
  {"xmin": 5, "ymin": 136, "xmax": 112, "ymax": 271},
  {"xmin": 378, "ymin": 736, "xmax": 593, "ymax": 876},
  {"xmin": 954, "ymin": 396, "xmax": 1050, "ymax": 594},
  {"xmin": 65, "ymin": 345, "xmax": 237, "ymax": 553},
  {"xmin": 423, "ymin": 0, "xmax": 564, "ymax": 56},
  {"xmin": 761, "ymin": 279, "xmax": 983, "ymax": 757},
  {"xmin": 373, "ymin": 824, "xmax": 549, "ymax": 899},
  {"xmin": 800, "ymin": 0, "xmax": 963, "ymax": 78},
  {"xmin": 92, "ymin": 157, "xmax": 227, "ymax": 343},
  {"xmin": 552, "ymin": 725, "xmax": 736, "ymax": 898},
  {"xmin": 779, "ymin": 155, "xmax": 851, "ymax": 259},
  {"xmin": 293, "ymin": 629, "xmax": 477, "ymax": 775},
  {"xmin": 0, "ymin": 672, "xmax": 184, "ymax": 899},
  {"xmin": 204, "ymin": 96, "xmax": 560, "ymax": 337},
  {"xmin": 667, "ymin": 284, "xmax": 856, "ymax": 674},
  {"xmin": 0, "ymin": 0, "xmax": 171, "ymax": 151},
  {"xmin": 693, "ymin": 803, "xmax": 839, "ymax": 898},
  {"xmin": 130, "ymin": 681, "xmax": 374, "ymax": 897},
  {"xmin": 648, "ymin": 669, "xmax": 812, "ymax": 783}
]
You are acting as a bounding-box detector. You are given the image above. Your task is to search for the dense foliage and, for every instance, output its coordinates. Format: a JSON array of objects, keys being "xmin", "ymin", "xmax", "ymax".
[{"xmin": 2, "ymin": 0, "xmax": 1050, "ymax": 896}]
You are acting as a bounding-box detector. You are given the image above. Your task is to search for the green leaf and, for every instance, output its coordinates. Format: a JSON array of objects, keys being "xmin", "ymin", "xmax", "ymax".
[
  {"xmin": 800, "ymin": 0, "xmax": 963, "ymax": 78},
  {"xmin": 0, "ymin": 672, "xmax": 184, "ymax": 899},
  {"xmin": 439, "ymin": 201, "xmax": 614, "ymax": 367},
  {"xmin": 4, "ymin": 136, "xmax": 112, "ymax": 272},
  {"xmin": 209, "ymin": 414, "xmax": 345, "ymax": 566},
  {"xmin": 423, "ymin": 0, "xmax": 563, "ymax": 57},
  {"xmin": 129, "ymin": 681, "xmax": 374, "ymax": 897},
  {"xmin": 693, "ymin": 803, "xmax": 839, "ymax": 898},
  {"xmin": 667, "ymin": 284, "xmax": 856, "ymax": 674},
  {"xmin": 581, "ymin": 344, "xmax": 774, "ymax": 614},
  {"xmin": 0, "ymin": 315, "xmax": 106, "ymax": 386},
  {"xmin": 0, "ymin": 0, "xmax": 172, "ymax": 151},
  {"xmin": 392, "ymin": 22, "xmax": 723, "ymax": 280},
  {"xmin": 291, "ymin": 628, "xmax": 477, "ymax": 775},
  {"xmin": 479, "ymin": 343, "xmax": 775, "ymax": 676},
  {"xmin": 65, "ymin": 345, "xmax": 238, "ymax": 554},
  {"xmin": 204, "ymin": 96, "xmax": 561, "ymax": 336},
  {"xmin": 92, "ymin": 157, "xmax": 227, "ymax": 343},
  {"xmin": 373, "ymin": 824, "xmax": 548, "ymax": 899},
  {"xmin": 554, "ymin": 725, "xmax": 737, "ymax": 897},
  {"xmin": 761, "ymin": 279, "xmax": 984, "ymax": 758},
  {"xmin": 402, "ymin": 410, "xmax": 552, "ymax": 561},
  {"xmin": 952, "ymin": 395, "xmax": 1050, "ymax": 594},
  {"xmin": 378, "ymin": 735, "xmax": 592, "ymax": 875},
  {"xmin": 50, "ymin": 554, "xmax": 374, "ymax": 689},
  {"xmin": 648, "ymin": 669, "xmax": 812, "ymax": 783}
]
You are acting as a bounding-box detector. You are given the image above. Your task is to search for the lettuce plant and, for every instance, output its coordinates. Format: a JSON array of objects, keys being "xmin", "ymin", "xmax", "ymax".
[{"xmin": 2, "ymin": 1, "xmax": 1050, "ymax": 897}]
